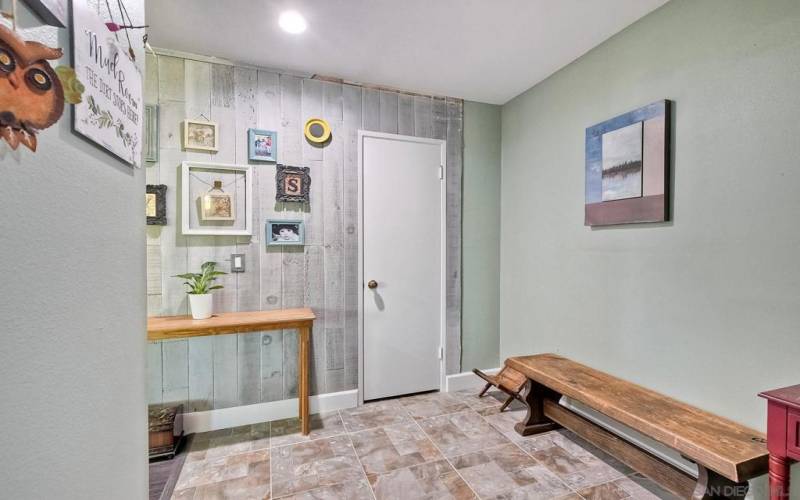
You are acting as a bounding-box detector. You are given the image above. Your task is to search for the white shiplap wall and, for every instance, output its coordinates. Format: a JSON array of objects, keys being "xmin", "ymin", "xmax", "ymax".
[{"xmin": 146, "ymin": 51, "xmax": 463, "ymax": 412}]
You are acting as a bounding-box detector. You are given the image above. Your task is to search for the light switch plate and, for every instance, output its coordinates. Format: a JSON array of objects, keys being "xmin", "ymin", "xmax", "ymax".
[{"xmin": 231, "ymin": 254, "xmax": 245, "ymax": 273}]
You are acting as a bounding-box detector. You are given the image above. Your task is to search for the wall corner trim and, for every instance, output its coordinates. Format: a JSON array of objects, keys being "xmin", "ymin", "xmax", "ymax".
[{"xmin": 444, "ymin": 367, "xmax": 501, "ymax": 393}]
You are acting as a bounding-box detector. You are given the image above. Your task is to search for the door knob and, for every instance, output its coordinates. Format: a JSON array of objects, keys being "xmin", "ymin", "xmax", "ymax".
[{"xmin": 367, "ymin": 280, "xmax": 378, "ymax": 289}]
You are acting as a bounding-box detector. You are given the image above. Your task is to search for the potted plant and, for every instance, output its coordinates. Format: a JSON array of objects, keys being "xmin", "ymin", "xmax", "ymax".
[{"xmin": 174, "ymin": 261, "xmax": 226, "ymax": 320}]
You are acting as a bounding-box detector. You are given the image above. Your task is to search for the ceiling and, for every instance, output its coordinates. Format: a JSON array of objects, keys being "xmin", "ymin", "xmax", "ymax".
[{"xmin": 146, "ymin": 0, "xmax": 668, "ymax": 105}]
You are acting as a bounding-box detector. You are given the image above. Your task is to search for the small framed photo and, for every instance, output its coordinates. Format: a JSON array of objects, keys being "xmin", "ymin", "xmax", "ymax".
[
  {"xmin": 248, "ymin": 129, "xmax": 277, "ymax": 162},
  {"xmin": 183, "ymin": 119, "xmax": 219, "ymax": 152},
  {"xmin": 146, "ymin": 184, "xmax": 167, "ymax": 226},
  {"xmin": 266, "ymin": 220, "xmax": 305, "ymax": 246},
  {"xmin": 276, "ymin": 164, "xmax": 311, "ymax": 203}
]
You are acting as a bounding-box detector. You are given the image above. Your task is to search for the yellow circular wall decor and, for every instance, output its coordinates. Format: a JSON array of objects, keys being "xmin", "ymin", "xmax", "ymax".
[{"xmin": 304, "ymin": 118, "xmax": 331, "ymax": 144}]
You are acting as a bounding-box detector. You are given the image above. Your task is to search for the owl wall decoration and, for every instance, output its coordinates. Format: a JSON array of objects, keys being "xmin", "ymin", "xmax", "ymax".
[{"xmin": 0, "ymin": 25, "xmax": 66, "ymax": 152}]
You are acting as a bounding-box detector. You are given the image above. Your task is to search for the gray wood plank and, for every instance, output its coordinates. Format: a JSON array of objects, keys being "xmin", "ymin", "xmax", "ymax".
[
  {"xmin": 233, "ymin": 67, "xmax": 261, "ymax": 313},
  {"xmin": 398, "ymin": 94, "xmax": 415, "ymax": 136},
  {"xmin": 157, "ymin": 56, "xmax": 188, "ymax": 318},
  {"xmin": 188, "ymin": 337, "xmax": 213, "ymax": 411},
  {"xmin": 161, "ymin": 340, "xmax": 189, "ymax": 406},
  {"xmin": 147, "ymin": 342, "xmax": 163, "ymax": 405},
  {"xmin": 213, "ymin": 335, "xmax": 239, "ymax": 409},
  {"xmin": 157, "ymin": 55, "xmax": 185, "ymax": 102},
  {"xmin": 304, "ymin": 245, "xmax": 326, "ymax": 395},
  {"xmin": 147, "ymin": 245, "xmax": 162, "ymax": 295},
  {"xmin": 432, "ymin": 97, "xmax": 447, "ymax": 141},
  {"xmin": 414, "ymin": 95, "xmax": 433, "ymax": 139},
  {"xmin": 379, "ymin": 91, "xmax": 399, "ymax": 133},
  {"xmin": 261, "ymin": 331, "xmax": 284, "ymax": 402},
  {"xmin": 445, "ymin": 98, "xmax": 463, "ymax": 375},
  {"xmin": 362, "ymin": 88, "xmax": 380, "ymax": 131},
  {"xmin": 323, "ymin": 81, "xmax": 346, "ymax": 392},
  {"xmin": 342, "ymin": 85, "xmax": 361, "ymax": 391},
  {"xmin": 281, "ymin": 247, "xmax": 305, "ymax": 398},
  {"xmin": 237, "ymin": 332, "xmax": 262, "ymax": 405},
  {"xmin": 301, "ymin": 79, "xmax": 324, "ymax": 162}
]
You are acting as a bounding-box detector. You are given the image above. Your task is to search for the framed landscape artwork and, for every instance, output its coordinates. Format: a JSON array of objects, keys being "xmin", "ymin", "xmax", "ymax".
[
  {"xmin": 183, "ymin": 119, "xmax": 218, "ymax": 152},
  {"xmin": 585, "ymin": 100, "xmax": 671, "ymax": 226}
]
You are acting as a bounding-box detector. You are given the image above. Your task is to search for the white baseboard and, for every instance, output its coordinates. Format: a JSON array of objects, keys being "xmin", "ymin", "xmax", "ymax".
[
  {"xmin": 444, "ymin": 367, "xmax": 502, "ymax": 392},
  {"xmin": 182, "ymin": 389, "xmax": 359, "ymax": 434}
]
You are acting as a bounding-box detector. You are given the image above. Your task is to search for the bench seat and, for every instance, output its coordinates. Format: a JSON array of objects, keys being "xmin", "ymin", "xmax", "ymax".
[{"xmin": 507, "ymin": 353, "xmax": 769, "ymax": 499}]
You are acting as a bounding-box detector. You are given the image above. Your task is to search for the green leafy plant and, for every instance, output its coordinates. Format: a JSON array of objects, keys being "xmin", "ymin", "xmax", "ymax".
[{"xmin": 174, "ymin": 261, "xmax": 226, "ymax": 295}]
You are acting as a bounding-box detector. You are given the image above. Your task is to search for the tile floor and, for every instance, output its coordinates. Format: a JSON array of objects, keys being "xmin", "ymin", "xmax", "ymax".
[{"xmin": 170, "ymin": 390, "xmax": 678, "ymax": 499}]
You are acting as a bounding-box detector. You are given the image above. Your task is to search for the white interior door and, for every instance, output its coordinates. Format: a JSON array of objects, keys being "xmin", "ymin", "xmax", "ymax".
[{"xmin": 359, "ymin": 131, "xmax": 446, "ymax": 401}]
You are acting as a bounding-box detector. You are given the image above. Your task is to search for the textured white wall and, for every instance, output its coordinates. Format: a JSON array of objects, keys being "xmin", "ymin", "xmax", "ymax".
[
  {"xmin": 500, "ymin": 1, "xmax": 800, "ymax": 498},
  {"xmin": 0, "ymin": 1, "xmax": 147, "ymax": 498}
]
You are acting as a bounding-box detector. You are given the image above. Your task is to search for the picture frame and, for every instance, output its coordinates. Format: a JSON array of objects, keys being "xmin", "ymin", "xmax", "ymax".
[
  {"xmin": 146, "ymin": 184, "xmax": 167, "ymax": 226},
  {"xmin": 183, "ymin": 119, "xmax": 219, "ymax": 152},
  {"xmin": 143, "ymin": 105, "xmax": 159, "ymax": 163},
  {"xmin": 585, "ymin": 100, "xmax": 671, "ymax": 226},
  {"xmin": 276, "ymin": 164, "xmax": 311, "ymax": 203},
  {"xmin": 248, "ymin": 129, "xmax": 277, "ymax": 162},
  {"xmin": 181, "ymin": 161, "xmax": 253, "ymax": 236},
  {"xmin": 266, "ymin": 220, "xmax": 305, "ymax": 246}
]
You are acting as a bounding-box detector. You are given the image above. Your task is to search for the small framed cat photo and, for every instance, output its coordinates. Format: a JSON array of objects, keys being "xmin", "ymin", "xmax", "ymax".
[
  {"xmin": 266, "ymin": 220, "xmax": 304, "ymax": 246},
  {"xmin": 248, "ymin": 129, "xmax": 277, "ymax": 162}
]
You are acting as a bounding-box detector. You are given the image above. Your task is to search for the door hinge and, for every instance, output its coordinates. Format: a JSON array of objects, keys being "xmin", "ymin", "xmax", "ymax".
[
  {"xmin": 439, "ymin": 346, "xmax": 444, "ymax": 360},
  {"xmin": 438, "ymin": 165, "xmax": 444, "ymax": 180}
]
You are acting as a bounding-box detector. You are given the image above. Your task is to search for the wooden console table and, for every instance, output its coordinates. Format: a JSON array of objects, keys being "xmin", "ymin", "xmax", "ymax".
[
  {"xmin": 759, "ymin": 384, "xmax": 800, "ymax": 500},
  {"xmin": 147, "ymin": 308, "xmax": 315, "ymax": 435}
]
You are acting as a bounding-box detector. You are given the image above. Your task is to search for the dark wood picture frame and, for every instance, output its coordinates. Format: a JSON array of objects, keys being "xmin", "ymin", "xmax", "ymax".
[
  {"xmin": 146, "ymin": 184, "xmax": 167, "ymax": 225},
  {"xmin": 275, "ymin": 164, "xmax": 311, "ymax": 203}
]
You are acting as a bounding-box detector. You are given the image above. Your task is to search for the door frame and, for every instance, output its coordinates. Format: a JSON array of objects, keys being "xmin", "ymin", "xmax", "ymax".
[{"xmin": 357, "ymin": 130, "xmax": 447, "ymax": 405}]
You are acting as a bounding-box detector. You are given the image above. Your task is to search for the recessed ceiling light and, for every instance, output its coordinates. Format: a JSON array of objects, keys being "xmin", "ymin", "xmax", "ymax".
[{"xmin": 279, "ymin": 11, "xmax": 307, "ymax": 34}]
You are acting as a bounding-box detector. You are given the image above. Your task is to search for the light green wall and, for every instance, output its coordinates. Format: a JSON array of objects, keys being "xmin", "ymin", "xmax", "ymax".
[
  {"xmin": 0, "ymin": 2, "xmax": 147, "ymax": 498},
  {"xmin": 500, "ymin": 1, "xmax": 799, "ymax": 496},
  {"xmin": 462, "ymin": 101, "xmax": 502, "ymax": 370}
]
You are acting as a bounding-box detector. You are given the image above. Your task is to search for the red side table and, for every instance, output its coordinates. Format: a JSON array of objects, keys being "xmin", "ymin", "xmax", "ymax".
[{"xmin": 759, "ymin": 385, "xmax": 800, "ymax": 500}]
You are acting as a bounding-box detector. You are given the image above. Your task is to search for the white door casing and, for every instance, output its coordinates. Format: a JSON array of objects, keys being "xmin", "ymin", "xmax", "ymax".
[{"xmin": 358, "ymin": 131, "xmax": 446, "ymax": 402}]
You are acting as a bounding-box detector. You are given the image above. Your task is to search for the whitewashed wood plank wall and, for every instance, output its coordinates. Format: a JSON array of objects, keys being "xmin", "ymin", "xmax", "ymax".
[{"xmin": 146, "ymin": 52, "xmax": 463, "ymax": 411}]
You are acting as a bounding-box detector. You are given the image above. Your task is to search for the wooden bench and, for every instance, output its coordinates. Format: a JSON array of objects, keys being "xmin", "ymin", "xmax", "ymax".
[{"xmin": 507, "ymin": 354, "xmax": 769, "ymax": 500}]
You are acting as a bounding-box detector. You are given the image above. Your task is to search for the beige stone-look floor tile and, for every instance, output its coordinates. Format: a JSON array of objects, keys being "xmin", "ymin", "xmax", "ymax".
[
  {"xmin": 579, "ymin": 474, "xmax": 678, "ymax": 500},
  {"xmin": 176, "ymin": 474, "xmax": 272, "ymax": 500},
  {"xmin": 276, "ymin": 479, "xmax": 374, "ymax": 500},
  {"xmin": 517, "ymin": 430, "xmax": 630, "ymax": 490},
  {"xmin": 350, "ymin": 421, "xmax": 443, "ymax": 475},
  {"xmin": 478, "ymin": 408, "xmax": 528, "ymax": 442},
  {"xmin": 398, "ymin": 392, "xmax": 471, "ymax": 420},
  {"xmin": 187, "ymin": 423, "xmax": 271, "ymax": 462},
  {"xmin": 339, "ymin": 399, "xmax": 414, "ymax": 433},
  {"xmin": 173, "ymin": 449, "xmax": 269, "ymax": 493},
  {"xmin": 449, "ymin": 389, "xmax": 513, "ymax": 412},
  {"xmin": 418, "ymin": 410, "xmax": 510, "ymax": 458},
  {"xmin": 270, "ymin": 412, "xmax": 345, "ymax": 448},
  {"xmin": 450, "ymin": 443, "xmax": 571, "ymax": 500},
  {"xmin": 368, "ymin": 459, "xmax": 476, "ymax": 500},
  {"xmin": 270, "ymin": 434, "xmax": 364, "ymax": 498}
]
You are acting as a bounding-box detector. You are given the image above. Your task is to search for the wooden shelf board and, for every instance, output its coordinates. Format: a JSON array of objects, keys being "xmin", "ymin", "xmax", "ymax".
[{"xmin": 147, "ymin": 308, "xmax": 315, "ymax": 341}]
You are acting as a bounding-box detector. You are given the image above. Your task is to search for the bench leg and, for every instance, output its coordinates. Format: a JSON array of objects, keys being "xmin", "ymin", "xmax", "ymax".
[
  {"xmin": 692, "ymin": 465, "xmax": 749, "ymax": 500},
  {"xmin": 514, "ymin": 379, "xmax": 561, "ymax": 436},
  {"xmin": 477, "ymin": 382, "xmax": 492, "ymax": 398}
]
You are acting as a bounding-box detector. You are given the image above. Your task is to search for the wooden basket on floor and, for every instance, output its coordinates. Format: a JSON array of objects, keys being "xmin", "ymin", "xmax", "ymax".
[{"xmin": 473, "ymin": 364, "xmax": 527, "ymax": 412}]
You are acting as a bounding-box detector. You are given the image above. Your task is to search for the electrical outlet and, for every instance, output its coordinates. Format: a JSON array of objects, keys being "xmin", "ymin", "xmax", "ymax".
[{"xmin": 231, "ymin": 254, "xmax": 245, "ymax": 273}]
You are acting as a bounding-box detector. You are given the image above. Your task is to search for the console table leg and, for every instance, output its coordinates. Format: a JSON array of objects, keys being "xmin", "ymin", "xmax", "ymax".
[
  {"xmin": 298, "ymin": 325, "xmax": 311, "ymax": 435},
  {"xmin": 514, "ymin": 379, "xmax": 561, "ymax": 436},
  {"xmin": 768, "ymin": 455, "xmax": 790, "ymax": 500},
  {"xmin": 692, "ymin": 465, "xmax": 748, "ymax": 500}
]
